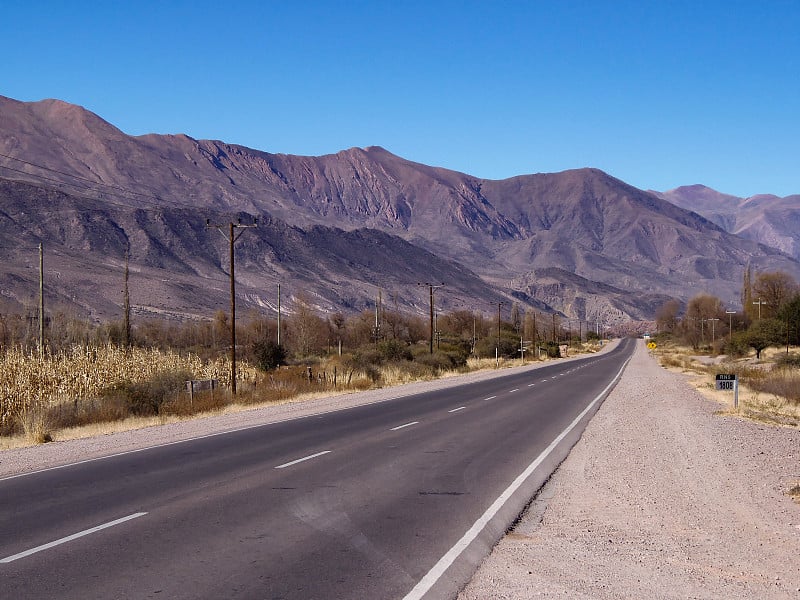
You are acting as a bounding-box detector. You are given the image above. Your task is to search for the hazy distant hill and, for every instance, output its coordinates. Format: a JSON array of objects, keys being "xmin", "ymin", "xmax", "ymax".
[
  {"xmin": 656, "ymin": 185, "xmax": 800, "ymax": 261},
  {"xmin": 1, "ymin": 95, "xmax": 798, "ymax": 324}
]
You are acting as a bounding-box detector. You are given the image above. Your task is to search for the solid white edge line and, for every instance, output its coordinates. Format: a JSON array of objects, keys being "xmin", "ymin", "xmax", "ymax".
[
  {"xmin": 402, "ymin": 355, "xmax": 631, "ymax": 600},
  {"xmin": 390, "ymin": 421, "xmax": 419, "ymax": 431},
  {"xmin": 274, "ymin": 450, "xmax": 331, "ymax": 469},
  {"xmin": 448, "ymin": 407, "xmax": 466, "ymax": 413},
  {"xmin": 0, "ymin": 512, "xmax": 148, "ymax": 564}
]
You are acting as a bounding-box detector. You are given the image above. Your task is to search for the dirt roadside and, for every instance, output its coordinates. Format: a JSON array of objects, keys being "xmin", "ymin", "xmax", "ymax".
[{"xmin": 459, "ymin": 340, "xmax": 800, "ymax": 599}]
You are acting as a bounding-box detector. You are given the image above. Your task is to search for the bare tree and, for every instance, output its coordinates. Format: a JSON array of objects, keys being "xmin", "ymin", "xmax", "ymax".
[
  {"xmin": 753, "ymin": 271, "xmax": 798, "ymax": 319},
  {"xmin": 287, "ymin": 293, "xmax": 327, "ymax": 357},
  {"xmin": 655, "ymin": 299, "xmax": 681, "ymax": 333}
]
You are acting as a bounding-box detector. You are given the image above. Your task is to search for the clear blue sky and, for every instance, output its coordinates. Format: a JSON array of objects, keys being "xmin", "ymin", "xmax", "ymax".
[{"xmin": 2, "ymin": 1, "xmax": 798, "ymax": 197}]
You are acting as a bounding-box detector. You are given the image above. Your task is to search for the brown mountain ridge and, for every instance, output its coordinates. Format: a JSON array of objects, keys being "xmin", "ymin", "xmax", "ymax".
[{"xmin": 1, "ymin": 95, "xmax": 798, "ymax": 325}]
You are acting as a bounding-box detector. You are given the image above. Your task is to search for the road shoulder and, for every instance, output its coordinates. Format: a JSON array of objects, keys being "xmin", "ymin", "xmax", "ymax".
[{"xmin": 459, "ymin": 340, "xmax": 800, "ymax": 599}]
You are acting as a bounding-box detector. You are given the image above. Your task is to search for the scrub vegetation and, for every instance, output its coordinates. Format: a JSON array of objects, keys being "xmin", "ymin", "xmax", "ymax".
[
  {"xmin": 651, "ymin": 268, "xmax": 800, "ymax": 427},
  {"xmin": 0, "ymin": 300, "xmax": 600, "ymax": 445}
]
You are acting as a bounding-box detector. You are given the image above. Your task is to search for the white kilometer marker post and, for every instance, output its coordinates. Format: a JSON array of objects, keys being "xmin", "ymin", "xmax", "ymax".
[
  {"xmin": 1, "ymin": 512, "xmax": 148, "ymax": 564},
  {"xmin": 275, "ymin": 450, "xmax": 332, "ymax": 469}
]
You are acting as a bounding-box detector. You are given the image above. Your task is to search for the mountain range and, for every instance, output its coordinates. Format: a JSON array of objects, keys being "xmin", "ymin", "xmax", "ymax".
[
  {"xmin": 655, "ymin": 185, "xmax": 800, "ymax": 262},
  {"xmin": 1, "ymin": 95, "xmax": 798, "ymax": 327}
]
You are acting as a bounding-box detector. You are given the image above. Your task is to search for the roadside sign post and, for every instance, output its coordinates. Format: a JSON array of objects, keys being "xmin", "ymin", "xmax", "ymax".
[{"xmin": 715, "ymin": 374, "xmax": 738, "ymax": 409}]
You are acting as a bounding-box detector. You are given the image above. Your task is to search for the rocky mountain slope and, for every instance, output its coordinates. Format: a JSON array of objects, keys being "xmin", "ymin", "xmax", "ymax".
[
  {"xmin": 1, "ymin": 95, "xmax": 798, "ymax": 324},
  {"xmin": 657, "ymin": 185, "xmax": 800, "ymax": 262}
]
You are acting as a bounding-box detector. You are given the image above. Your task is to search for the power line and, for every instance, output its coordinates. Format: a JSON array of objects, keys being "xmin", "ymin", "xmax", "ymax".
[
  {"xmin": 0, "ymin": 165, "xmax": 189, "ymax": 215},
  {"xmin": 0, "ymin": 151, "xmax": 162, "ymax": 201}
]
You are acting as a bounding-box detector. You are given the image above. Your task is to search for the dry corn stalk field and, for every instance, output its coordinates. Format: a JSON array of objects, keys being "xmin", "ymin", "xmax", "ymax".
[{"xmin": 0, "ymin": 345, "xmax": 259, "ymax": 432}]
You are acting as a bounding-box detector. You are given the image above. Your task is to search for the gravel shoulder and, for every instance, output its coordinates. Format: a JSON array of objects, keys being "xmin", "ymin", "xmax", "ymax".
[{"xmin": 459, "ymin": 340, "xmax": 800, "ymax": 599}]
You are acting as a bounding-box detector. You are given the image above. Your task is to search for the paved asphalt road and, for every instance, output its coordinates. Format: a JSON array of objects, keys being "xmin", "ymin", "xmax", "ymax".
[{"xmin": 0, "ymin": 339, "xmax": 634, "ymax": 599}]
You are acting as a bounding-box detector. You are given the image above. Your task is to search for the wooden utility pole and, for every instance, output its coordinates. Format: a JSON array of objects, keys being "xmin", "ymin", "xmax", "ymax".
[
  {"xmin": 38, "ymin": 243, "xmax": 44, "ymax": 357},
  {"xmin": 418, "ymin": 283, "xmax": 443, "ymax": 354},
  {"xmin": 277, "ymin": 283, "xmax": 281, "ymax": 347},
  {"xmin": 496, "ymin": 301, "xmax": 505, "ymax": 367},
  {"xmin": 124, "ymin": 247, "xmax": 131, "ymax": 347},
  {"xmin": 207, "ymin": 218, "xmax": 257, "ymax": 395}
]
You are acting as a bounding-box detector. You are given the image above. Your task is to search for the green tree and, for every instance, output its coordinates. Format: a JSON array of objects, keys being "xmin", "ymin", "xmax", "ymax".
[
  {"xmin": 777, "ymin": 294, "xmax": 800, "ymax": 347},
  {"xmin": 745, "ymin": 318, "xmax": 783, "ymax": 359}
]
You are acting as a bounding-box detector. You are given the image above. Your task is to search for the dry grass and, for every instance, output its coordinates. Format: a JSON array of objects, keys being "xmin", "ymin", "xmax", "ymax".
[
  {"xmin": 0, "ymin": 342, "xmax": 592, "ymax": 448},
  {"xmin": 655, "ymin": 341, "xmax": 800, "ymax": 429}
]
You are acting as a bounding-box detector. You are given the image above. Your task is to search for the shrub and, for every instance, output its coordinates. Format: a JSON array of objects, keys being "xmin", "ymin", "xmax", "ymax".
[
  {"xmin": 544, "ymin": 341, "xmax": 561, "ymax": 358},
  {"xmin": 376, "ymin": 339, "xmax": 413, "ymax": 362},
  {"xmin": 103, "ymin": 369, "xmax": 193, "ymax": 416},
  {"xmin": 776, "ymin": 353, "xmax": 800, "ymax": 368},
  {"xmin": 414, "ymin": 351, "xmax": 455, "ymax": 373},
  {"xmin": 725, "ymin": 332, "xmax": 750, "ymax": 358},
  {"xmin": 473, "ymin": 336, "xmax": 519, "ymax": 359},
  {"xmin": 437, "ymin": 340, "xmax": 471, "ymax": 367},
  {"xmin": 341, "ymin": 351, "xmax": 381, "ymax": 384},
  {"xmin": 253, "ymin": 341, "xmax": 287, "ymax": 371}
]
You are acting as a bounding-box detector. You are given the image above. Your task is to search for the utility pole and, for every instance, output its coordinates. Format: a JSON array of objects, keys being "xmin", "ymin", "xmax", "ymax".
[
  {"xmin": 38, "ymin": 242, "xmax": 44, "ymax": 357},
  {"xmin": 123, "ymin": 246, "xmax": 131, "ymax": 348},
  {"xmin": 786, "ymin": 312, "xmax": 791, "ymax": 355},
  {"xmin": 726, "ymin": 309, "xmax": 736, "ymax": 339},
  {"xmin": 708, "ymin": 318, "xmax": 719, "ymax": 345},
  {"xmin": 373, "ymin": 289, "xmax": 382, "ymax": 344},
  {"xmin": 753, "ymin": 298, "xmax": 767, "ymax": 320},
  {"xmin": 472, "ymin": 312, "xmax": 477, "ymax": 355},
  {"xmin": 277, "ymin": 283, "xmax": 281, "ymax": 347},
  {"xmin": 494, "ymin": 301, "xmax": 508, "ymax": 367},
  {"xmin": 207, "ymin": 218, "xmax": 257, "ymax": 395},
  {"xmin": 552, "ymin": 313, "xmax": 557, "ymax": 343},
  {"xmin": 418, "ymin": 283, "xmax": 443, "ymax": 354}
]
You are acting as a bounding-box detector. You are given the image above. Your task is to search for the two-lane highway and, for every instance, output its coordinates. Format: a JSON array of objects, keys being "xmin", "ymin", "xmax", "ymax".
[{"xmin": 1, "ymin": 338, "xmax": 635, "ymax": 599}]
